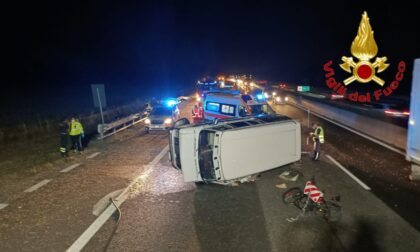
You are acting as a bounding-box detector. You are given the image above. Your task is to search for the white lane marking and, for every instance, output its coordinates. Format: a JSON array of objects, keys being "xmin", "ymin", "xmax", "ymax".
[
  {"xmin": 290, "ymin": 103, "xmax": 406, "ymax": 156},
  {"xmin": 326, "ymin": 154, "xmax": 371, "ymax": 190},
  {"xmin": 67, "ymin": 145, "xmax": 169, "ymax": 252},
  {"xmin": 0, "ymin": 203, "xmax": 8, "ymax": 210},
  {"xmin": 24, "ymin": 179, "xmax": 52, "ymax": 193},
  {"xmin": 60, "ymin": 163, "xmax": 81, "ymax": 173},
  {"xmin": 87, "ymin": 152, "xmax": 101, "ymax": 159}
]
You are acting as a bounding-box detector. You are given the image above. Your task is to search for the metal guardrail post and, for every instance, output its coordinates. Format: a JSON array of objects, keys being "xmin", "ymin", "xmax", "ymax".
[{"xmin": 307, "ymin": 108, "xmax": 310, "ymax": 128}]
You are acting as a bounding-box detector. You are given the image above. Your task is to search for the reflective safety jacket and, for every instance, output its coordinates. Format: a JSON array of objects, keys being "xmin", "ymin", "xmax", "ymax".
[
  {"xmin": 192, "ymin": 106, "xmax": 200, "ymax": 118},
  {"xmin": 69, "ymin": 121, "xmax": 84, "ymax": 136},
  {"xmin": 313, "ymin": 126, "xmax": 325, "ymax": 143}
]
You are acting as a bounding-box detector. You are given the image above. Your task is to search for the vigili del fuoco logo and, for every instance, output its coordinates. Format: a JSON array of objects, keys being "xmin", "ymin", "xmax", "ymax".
[{"xmin": 323, "ymin": 11, "xmax": 406, "ymax": 103}]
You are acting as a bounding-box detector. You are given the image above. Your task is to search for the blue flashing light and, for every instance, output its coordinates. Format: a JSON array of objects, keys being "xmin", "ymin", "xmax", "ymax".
[
  {"xmin": 165, "ymin": 98, "xmax": 178, "ymax": 107},
  {"xmin": 256, "ymin": 94, "xmax": 265, "ymax": 100}
]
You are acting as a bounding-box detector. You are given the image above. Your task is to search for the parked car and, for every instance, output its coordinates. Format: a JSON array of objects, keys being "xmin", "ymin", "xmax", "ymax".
[{"xmin": 145, "ymin": 105, "xmax": 179, "ymax": 133}]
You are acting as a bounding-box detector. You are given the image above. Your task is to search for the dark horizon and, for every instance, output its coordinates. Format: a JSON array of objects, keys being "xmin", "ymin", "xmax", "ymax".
[{"xmin": 2, "ymin": 0, "xmax": 419, "ymax": 116}]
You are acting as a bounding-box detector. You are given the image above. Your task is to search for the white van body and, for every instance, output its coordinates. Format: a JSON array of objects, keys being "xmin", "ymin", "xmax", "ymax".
[{"xmin": 169, "ymin": 115, "xmax": 301, "ymax": 182}]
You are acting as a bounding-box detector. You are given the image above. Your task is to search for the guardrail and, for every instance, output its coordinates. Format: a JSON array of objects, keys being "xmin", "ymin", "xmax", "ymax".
[
  {"xmin": 97, "ymin": 113, "xmax": 146, "ymax": 139},
  {"xmin": 95, "ymin": 96, "xmax": 193, "ymax": 140},
  {"xmin": 284, "ymin": 94, "xmax": 407, "ymax": 155}
]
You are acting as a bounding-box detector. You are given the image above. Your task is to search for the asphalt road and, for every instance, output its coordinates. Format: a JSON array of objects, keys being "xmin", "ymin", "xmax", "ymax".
[
  {"xmin": 87, "ymin": 143, "xmax": 420, "ymax": 252},
  {"xmin": 273, "ymin": 102, "xmax": 420, "ymax": 231},
  {"xmin": 1, "ymin": 99, "xmax": 419, "ymax": 252}
]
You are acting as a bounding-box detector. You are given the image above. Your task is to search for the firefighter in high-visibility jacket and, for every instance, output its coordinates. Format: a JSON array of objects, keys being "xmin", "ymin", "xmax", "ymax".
[
  {"xmin": 192, "ymin": 103, "xmax": 204, "ymax": 123},
  {"xmin": 310, "ymin": 122, "xmax": 324, "ymax": 161},
  {"xmin": 69, "ymin": 117, "xmax": 84, "ymax": 153}
]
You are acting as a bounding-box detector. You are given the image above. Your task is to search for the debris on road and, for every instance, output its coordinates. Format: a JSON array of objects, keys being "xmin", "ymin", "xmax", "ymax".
[
  {"xmin": 275, "ymin": 183, "xmax": 287, "ymax": 189},
  {"xmin": 239, "ymin": 174, "xmax": 259, "ymax": 183},
  {"xmin": 213, "ymin": 174, "xmax": 259, "ymax": 186},
  {"xmin": 278, "ymin": 170, "xmax": 299, "ymax": 181}
]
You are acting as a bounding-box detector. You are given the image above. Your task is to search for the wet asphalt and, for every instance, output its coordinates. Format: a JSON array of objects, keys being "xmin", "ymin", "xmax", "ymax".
[
  {"xmin": 87, "ymin": 149, "xmax": 420, "ymax": 252},
  {"xmin": 86, "ymin": 102, "xmax": 419, "ymax": 252}
]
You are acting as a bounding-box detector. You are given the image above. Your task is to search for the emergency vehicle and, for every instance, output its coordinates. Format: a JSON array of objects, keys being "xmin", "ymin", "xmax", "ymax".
[{"xmin": 203, "ymin": 89, "xmax": 275, "ymax": 121}]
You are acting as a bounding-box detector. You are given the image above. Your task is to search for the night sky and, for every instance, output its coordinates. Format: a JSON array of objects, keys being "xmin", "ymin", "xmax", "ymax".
[{"xmin": 2, "ymin": 0, "xmax": 419, "ymax": 117}]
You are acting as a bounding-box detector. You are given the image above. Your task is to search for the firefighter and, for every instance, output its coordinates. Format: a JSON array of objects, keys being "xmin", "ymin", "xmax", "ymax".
[
  {"xmin": 69, "ymin": 117, "xmax": 84, "ymax": 153},
  {"xmin": 59, "ymin": 118, "xmax": 69, "ymax": 157},
  {"xmin": 198, "ymin": 102, "xmax": 204, "ymax": 120},
  {"xmin": 310, "ymin": 122, "xmax": 324, "ymax": 161},
  {"xmin": 192, "ymin": 103, "xmax": 204, "ymax": 124}
]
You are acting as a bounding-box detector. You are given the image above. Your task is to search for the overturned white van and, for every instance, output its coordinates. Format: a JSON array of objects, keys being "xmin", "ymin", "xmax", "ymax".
[{"xmin": 169, "ymin": 115, "xmax": 301, "ymax": 183}]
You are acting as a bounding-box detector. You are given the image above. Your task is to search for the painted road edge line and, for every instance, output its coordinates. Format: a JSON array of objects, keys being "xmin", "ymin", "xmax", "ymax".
[
  {"xmin": 67, "ymin": 145, "xmax": 169, "ymax": 252},
  {"xmin": 87, "ymin": 152, "xmax": 101, "ymax": 159},
  {"xmin": 326, "ymin": 154, "xmax": 371, "ymax": 190},
  {"xmin": 60, "ymin": 163, "xmax": 81, "ymax": 173},
  {"xmin": 0, "ymin": 203, "xmax": 8, "ymax": 210},
  {"xmin": 24, "ymin": 179, "xmax": 52, "ymax": 193},
  {"xmin": 290, "ymin": 102, "xmax": 406, "ymax": 156}
]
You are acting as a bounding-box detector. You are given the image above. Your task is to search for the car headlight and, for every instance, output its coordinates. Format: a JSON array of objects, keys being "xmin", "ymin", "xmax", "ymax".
[
  {"xmin": 276, "ymin": 96, "xmax": 281, "ymax": 102},
  {"xmin": 145, "ymin": 118, "xmax": 151, "ymax": 124},
  {"xmin": 164, "ymin": 118, "xmax": 172, "ymax": 124},
  {"xmin": 285, "ymin": 96, "xmax": 289, "ymax": 102}
]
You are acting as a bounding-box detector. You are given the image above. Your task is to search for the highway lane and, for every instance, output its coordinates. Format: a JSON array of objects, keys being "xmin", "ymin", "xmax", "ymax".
[
  {"xmin": 279, "ymin": 89, "xmax": 409, "ymax": 127},
  {"xmin": 0, "ymin": 122, "xmax": 170, "ymax": 251},
  {"xmin": 273, "ymin": 102, "xmax": 420, "ymax": 231},
  {"xmin": 0, "ymin": 99, "xmax": 197, "ymax": 252},
  {"xmin": 86, "ymin": 145, "xmax": 420, "ymax": 252}
]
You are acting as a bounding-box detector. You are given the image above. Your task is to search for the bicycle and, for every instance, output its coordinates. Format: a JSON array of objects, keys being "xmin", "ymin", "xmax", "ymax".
[{"xmin": 282, "ymin": 178, "xmax": 342, "ymax": 222}]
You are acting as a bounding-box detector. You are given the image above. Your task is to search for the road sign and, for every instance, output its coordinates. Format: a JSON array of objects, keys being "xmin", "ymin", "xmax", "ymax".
[
  {"xmin": 91, "ymin": 84, "xmax": 107, "ymax": 108},
  {"xmin": 297, "ymin": 86, "xmax": 311, "ymax": 92},
  {"xmin": 91, "ymin": 84, "xmax": 106, "ymax": 138}
]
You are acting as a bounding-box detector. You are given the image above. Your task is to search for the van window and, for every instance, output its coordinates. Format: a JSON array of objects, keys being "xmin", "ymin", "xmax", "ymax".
[
  {"xmin": 206, "ymin": 102, "xmax": 220, "ymax": 112},
  {"xmin": 246, "ymin": 120, "xmax": 262, "ymax": 125},
  {"xmin": 239, "ymin": 106, "xmax": 248, "ymax": 117},
  {"xmin": 198, "ymin": 130, "xmax": 216, "ymax": 181},
  {"xmin": 207, "ymin": 101, "xmax": 236, "ymax": 116},
  {"xmin": 221, "ymin": 104, "xmax": 235, "ymax": 115},
  {"xmin": 174, "ymin": 135, "xmax": 181, "ymax": 168},
  {"xmin": 229, "ymin": 121, "xmax": 250, "ymax": 128}
]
